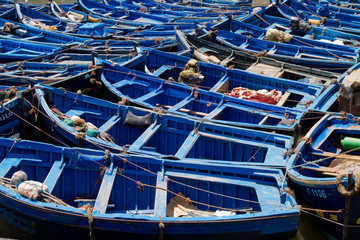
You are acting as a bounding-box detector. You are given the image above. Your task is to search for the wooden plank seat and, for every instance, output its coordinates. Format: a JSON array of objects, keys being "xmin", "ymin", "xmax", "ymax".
[
  {"xmin": 65, "ymin": 107, "xmax": 102, "ymax": 118},
  {"xmin": 98, "ymin": 115, "xmax": 121, "ymax": 133},
  {"xmin": 219, "ymin": 56, "xmax": 235, "ymax": 67},
  {"xmin": 151, "ymin": 65, "xmax": 173, "ymax": 77},
  {"xmin": 43, "ymin": 160, "xmax": 66, "ymax": 193},
  {"xmin": 276, "ymin": 91, "xmax": 291, "ymax": 107},
  {"xmin": 93, "ymin": 165, "xmax": 118, "ymax": 214},
  {"xmin": 0, "ymin": 154, "xmax": 42, "ymax": 177},
  {"xmin": 197, "ymin": 47, "xmax": 218, "ymax": 55},
  {"xmin": 154, "ymin": 172, "xmax": 168, "ymax": 217}
]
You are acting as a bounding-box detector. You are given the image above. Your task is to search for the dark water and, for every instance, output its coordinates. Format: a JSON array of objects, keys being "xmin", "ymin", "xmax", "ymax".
[{"xmin": 13, "ymin": 0, "xmax": 330, "ymax": 239}]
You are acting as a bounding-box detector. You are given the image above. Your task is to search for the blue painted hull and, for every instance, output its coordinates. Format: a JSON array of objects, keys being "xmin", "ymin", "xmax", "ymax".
[
  {"xmin": 0, "ymin": 198, "xmax": 298, "ymax": 240},
  {"xmin": 100, "ymin": 61, "xmax": 304, "ymax": 134},
  {"xmin": 127, "ymin": 48, "xmax": 323, "ymax": 111},
  {"xmin": 35, "ymin": 84, "xmax": 294, "ymax": 169},
  {"xmin": 287, "ymin": 113, "xmax": 360, "ymax": 239},
  {"xmin": 0, "ymin": 138, "xmax": 299, "ymax": 239},
  {"xmin": 0, "ymin": 97, "xmax": 21, "ymax": 139}
]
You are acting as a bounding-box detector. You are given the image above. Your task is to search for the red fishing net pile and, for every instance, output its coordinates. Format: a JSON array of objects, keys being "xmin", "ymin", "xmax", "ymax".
[{"xmin": 227, "ymin": 87, "xmax": 283, "ymax": 105}]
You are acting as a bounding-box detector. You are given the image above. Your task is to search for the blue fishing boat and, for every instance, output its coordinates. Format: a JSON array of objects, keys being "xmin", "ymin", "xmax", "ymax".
[
  {"xmin": 239, "ymin": 5, "xmax": 360, "ymax": 48},
  {"xmin": 0, "ymin": 12, "xmax": 174, "ymax": 54},
  {"xmin": 175, "ymin": 28, "xmax": 340, "ymax": 87},
  {"xmin": 35, "ymin": 84, "xmax": 294, "ymax": 169},
  {"xmin": 0, "ymin": 86, "xmax": 25, "ymax": 139},
  {"xmin": 78, "ymin": 0, "xmax": 171, "ymax": 24},
  {"xmin": 102, "ymin": 0, "xmax": 247, "ymax": 18},
  {"xmin": 0, "ymin": 38, "xmax": 66, "ymax": 63},
  {"xmin": 287, "ymin": 113, "xmax": 360, "ymax": 240},
  {"xmin": 11, "ymin": 3, "xmax": 118, "ymax": 39},
  {"xmin": 281, "ymin": 0, "xmax": 360, "ymax": 23},
  {"xmin": 100, "ymin": 61, "xmax": 304, "ymax": 134},
  {"xmin": 310, "ymin": 61, "xmax": 360, "ymax": 113},
  {"xmin": 75, "ymin": 37, "xmax": 176, "ymax": 54},
  {"xmin": 49, "ymin": 1, "xmax": 150, "ymax": 34},
  {"xmin": 326, "ymin": 0, "xmax": 360, "ymax": 9},
  {"xmin": 167, "ymin": 0, "xmax": 252, "ymax": 8},
  {"xmin": 308, "ymin": 0, "xmax": 360, "ymax": 15},
  {"xmin": 218, "ymin": 14, "xmax": 360, "ymax": 53},
  {"xmin": 0, "ymin": 14, "xmax": 87, "ymax": 45},
  {"xmin": 201, "ymin": 26, "xmax": 358, "ymax": 73},
  {"xmin": 0, "ymin": 137, "xmax": 299, "ymax": 240},
  {"xmin": 275, "ymin": 0, "xmax": 360, "ymax": 35},
  {"xmin": 0, "ymin": 59, "xmax": 102, "ymax": 86},
  {"xmin": 124, "ymin": 48, "xmax": 323, "ymax": 111}
]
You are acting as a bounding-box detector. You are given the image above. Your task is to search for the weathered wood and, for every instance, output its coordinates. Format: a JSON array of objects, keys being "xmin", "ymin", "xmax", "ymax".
[
  {"xmin": 43, "ymin": 160, "xmax": 66, "ymax": 193},
  {"xmin": 277, "ymin": 91, "xmax": 291, "ymax": 106},
  {"xmin": 161, "ymin": 105, "xmax": 207, "ymax": 117},
  {"xmin": 154, "ymin": 173, "xmax": 168, "ymax": 218},
  {"xmin": 258, "ymin": 116, "xmax": 269, "ymax": 125},
  {"xmin": 301, "ymin": 165, "xmax": 339, "ymax": 173},
  {"xmin": 98, "ymin": 115, "xmax": 121, "ymax": 133},
  {"xmin": 93, "ymin": 166, "xmax": 118, "ymax": 214},
  {"xmin": 246, "ymin": 63, "xmax": 283, "ymax": 77},
  {"xmin": 312, "ymin": 152, "xmax": 360, "ymax": 162},
  {"xmin": 220, "ymin": 56, "xmax": 235, "ymax": 67},
  {"xmin": 0, "ymin": 158, "xmax": 21, "ymax": 177},
  {"xmin": 297, "ymin": 53, "xmax": 331, "ymax": 60}
]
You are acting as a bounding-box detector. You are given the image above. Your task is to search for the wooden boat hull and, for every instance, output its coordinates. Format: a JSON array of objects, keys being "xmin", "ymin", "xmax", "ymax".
[
  {"xmin": 0, "ymin": 97, "xmax": 22, "ymax": 139},
  {"xmin": 287, "ymin": 113, "xmax": 360, "ymax": 239},
  {"xmin": 175, "ymin": 29, "xmax": 340, "ymax": 87},
  {"xmin": 0, "ymin": 198, "xmax": 298, "ymax": 240},
  {"xmin": 0, "ymin": 138, "xmax": 299, "ymax": 239},
  {"xmin": 125, "ymin": 48, "xmax": 323, "ymax": 111},
  {"xmin": 35, "ymin": 84, "xmax": 293, "ymax": 168}
]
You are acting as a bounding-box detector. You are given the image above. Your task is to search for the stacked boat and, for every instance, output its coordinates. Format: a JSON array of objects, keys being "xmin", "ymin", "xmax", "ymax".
[{"xmin": 0, "ymin": 0, "xmax": 359, "ymax": 239}]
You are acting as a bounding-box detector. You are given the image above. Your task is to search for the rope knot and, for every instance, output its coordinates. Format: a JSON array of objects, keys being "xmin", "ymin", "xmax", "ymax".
[
  {"xmin": 305, "ymin": 99, "xmax": 314, "ymax": 108},
  {"xmin": 137, "ymin": 180, "xmax": 144, "ymax": 192},
  {"xmin": 84, "ymin": 203, "xmax": 95, "ymax": 240},
  {"xmin": 302, "ymin": 137, "xmax": 312, "ymax": 145},
  {"xmin": 100, "ymin": 166, "xmax": 107, "ymax": 176},
  {"xmin": 75, "ymin": 132, "xmax": 85, "ymax": 146},
  {"xmin": 118, "ymin": 97, "xmax": 130, "ymax": 105},
  {"xmin": 185, "ymin": 197, "xmax": 192, "ymax": 205},
  {"xmin": 193, "ymin": 90, "xmax": 199, "ymax": 99},
  {"xmin": 340, "ymin": 111, "xmax": 347, "ymax": 120},
  {"xmin": 104, "ymin": 150, "xmax": 110, "ymax": 160}
]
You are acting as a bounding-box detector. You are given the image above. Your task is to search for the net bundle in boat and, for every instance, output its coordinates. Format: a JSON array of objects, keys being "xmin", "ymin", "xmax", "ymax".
[{"xmin": 227, "ymin": 87, "xmax": 282, "ymax": 105}]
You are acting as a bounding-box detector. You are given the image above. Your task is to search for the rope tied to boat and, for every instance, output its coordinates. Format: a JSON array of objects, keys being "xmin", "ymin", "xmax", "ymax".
[
  {"xmin": 254, "ymin": 49, "xmax": 267, "ymax": 58},
  {"xmin": 158, "ymin": 216, "xmax": 164, "ymax": 240},
  {"xmin": 104, "ymin": 150, "xmax": 109, "ymax": 160},
  {"xmin": 193, "ymin": 90, "xmax": 199, "ymax": 99},
  {"xmin": 73, "ymin": 90, "xmax": 82, "ymax": 105},
  {"xmin": 336, "ymin": 170, "xmax": 360, "ymax": 197},
  {"xmin": 137, "ymin": 180, "xmax": 144, "ymax": 192},
  {"xmin": 302, "ymin": 137, "xmax": 313, "ymax": 146},
  {"xmin": 304, "ymin": 99, "xmax": 314, "ymax": 108},
  {"xmin": 75, "ymin": 132, "xmax": 85, "ymax": 146},
  {"xmin": 16, "ymin": 61, "xmax": 23, "ymax": 71},
  {"xmin": 4, "ymin": 104, "xmax": 291, "ymax": 210},
  {"xmin": 118, "ymin": 97, "xmax": 130, "ymax": 105},
  {"xmin": 84, "ymin": 203, "xmax": 95, "ymax": 240},
  {"xmin": 340, "ymin": 111, "xmax": 347, "ymax": 120},
  {"xmin": 278, "ymin": 116, "xmax": 296, "ymax": 126},
  {"xmin": 154, "ymin": 37, "xmax": 163, "ymax": 45}
]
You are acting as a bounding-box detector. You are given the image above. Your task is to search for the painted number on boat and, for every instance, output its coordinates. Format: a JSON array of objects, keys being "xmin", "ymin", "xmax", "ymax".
[
  {"xmin": 305, "ymin": 188, "xmax": 326, "ymax": 198},
  {"xmin": 0, "ymin": 101, "xmax": 16, "ymax": 114},
  {"xmin": 0, "ymin": 112, "xmax": 13, "ymax": 122}
]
